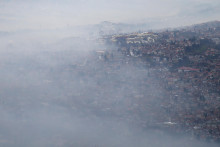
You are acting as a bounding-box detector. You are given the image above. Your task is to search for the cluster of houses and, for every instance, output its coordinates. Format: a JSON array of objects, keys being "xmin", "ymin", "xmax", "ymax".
[{"xmin": 95, "ymin": 24, "xmax": 220, "ymax": 141}]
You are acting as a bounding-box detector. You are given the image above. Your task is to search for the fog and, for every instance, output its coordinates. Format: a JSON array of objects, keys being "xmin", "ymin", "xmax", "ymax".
[
  {"xmin": 0, "ymin": 0, "xmax": 220, "ymax": 147},
  {"xmin": 0, "ymin": 30, "xmax": 218, "ymax": 147}
]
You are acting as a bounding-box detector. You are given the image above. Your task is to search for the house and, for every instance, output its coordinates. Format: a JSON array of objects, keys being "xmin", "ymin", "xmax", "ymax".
[{"xmin": 178, "ymin": 67, "xmax": 200, "ymax": 72}]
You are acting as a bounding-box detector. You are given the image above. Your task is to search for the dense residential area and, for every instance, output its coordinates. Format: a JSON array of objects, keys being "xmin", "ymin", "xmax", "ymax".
[{"xmin": 92, "ymin": 21, "xmax": 220, "ymax": 141}]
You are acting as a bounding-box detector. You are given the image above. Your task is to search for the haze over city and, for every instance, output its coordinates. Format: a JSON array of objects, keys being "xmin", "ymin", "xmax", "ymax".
[{"xmin": 0, "ymin": 0, "xmax": 220, "ymax": 147}]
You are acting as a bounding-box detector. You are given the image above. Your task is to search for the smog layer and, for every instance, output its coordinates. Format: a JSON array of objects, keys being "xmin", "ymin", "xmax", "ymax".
[{"xmin": 0, "ymin": 20, "xmax": 219, "ymax": 147}]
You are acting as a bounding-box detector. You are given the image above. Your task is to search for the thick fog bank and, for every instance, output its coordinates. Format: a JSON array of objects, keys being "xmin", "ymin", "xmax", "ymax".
[{"xmin": 0, "ymin": 34, "xmax": 218, "ymax": 147}]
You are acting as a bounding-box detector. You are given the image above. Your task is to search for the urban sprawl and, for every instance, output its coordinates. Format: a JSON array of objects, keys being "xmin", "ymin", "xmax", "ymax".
[{"xmin": 88, "ymin": 21, "xmax": 220, "ymax": 141}]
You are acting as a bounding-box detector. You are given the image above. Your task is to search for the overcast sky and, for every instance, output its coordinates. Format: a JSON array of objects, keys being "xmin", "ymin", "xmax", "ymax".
[{"xmin": 0, "ymin": 0, "xmax": 220, "ymax": 31}]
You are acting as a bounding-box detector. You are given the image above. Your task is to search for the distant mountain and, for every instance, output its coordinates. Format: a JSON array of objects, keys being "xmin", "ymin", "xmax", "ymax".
[
  {"xmin": 8, "ymin": 20, "xmax": 219, "ymax": 40},
  {"xmin": 83, "ymin": 21, "xmax": 154, "ymax": 37},
  {"xmin": 81, "ymin": 20, "xmax": 220, "ymax": 37},
  {"xmin": 188, "ymin": 20, "xmax": 220, "ymax": 31}
]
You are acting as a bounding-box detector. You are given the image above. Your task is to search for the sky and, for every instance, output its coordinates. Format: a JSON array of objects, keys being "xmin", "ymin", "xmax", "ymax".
[{"xmin": 0, "ymin": 0, "xmax": 220, "ymax": 31}]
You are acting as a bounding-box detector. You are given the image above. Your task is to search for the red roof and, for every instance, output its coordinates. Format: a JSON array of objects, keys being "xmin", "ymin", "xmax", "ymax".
[{"xmin": 178, "ymin": 67, "xmax": 199, "ymax": 71}]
